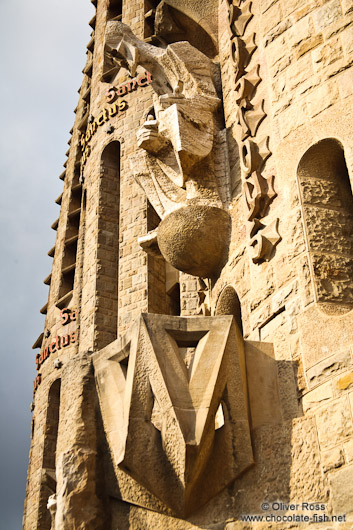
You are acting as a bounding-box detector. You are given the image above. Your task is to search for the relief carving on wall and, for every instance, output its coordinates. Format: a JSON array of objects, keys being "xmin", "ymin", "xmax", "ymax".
[
  {"xmin": 93, "ymin": 314, "xmax": 253, "ymax": 517},
  {"xmin": 226, "ymin": 0, "xmax": 281, "ymax": 263}
]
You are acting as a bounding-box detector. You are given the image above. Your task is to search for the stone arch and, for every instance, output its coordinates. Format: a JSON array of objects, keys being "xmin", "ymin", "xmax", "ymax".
[
  {"xmin": 155, "ymin": 0, "xmax": 218, "ymax": 58},
  {"xmin": 215, "ymin": 285, "xmax": 243, "ymax": 333},
  {"xmin": 297, "ymin": 138, "xmax": 353, "ymax": 313},
  {"xmin": 164, "ymin": 0, "xmax": 218, "ymax": 42},
  {"xmin": 146, "ymin": 199, "xmax": 181, "ymax": 316}
]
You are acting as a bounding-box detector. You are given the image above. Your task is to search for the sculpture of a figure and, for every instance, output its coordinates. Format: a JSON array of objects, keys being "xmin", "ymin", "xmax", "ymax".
[{"xmin": 104, "ymin": 22, "xmax": 232, "ymax": 278}]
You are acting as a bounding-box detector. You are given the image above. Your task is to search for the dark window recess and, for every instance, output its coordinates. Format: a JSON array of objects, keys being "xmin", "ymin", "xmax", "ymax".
[
  {"xmin": 37, "ymin": 379, "xmax": 61, "ymax": 530},
  {"xmin": 146, "ymin": 201, "xmax": 181, "ymax": 316},
  {"xmin": 147, "ymin": 1, "xmax": 217, "ymax": 58},
  {"xmin": 57, "ymin": 180, "xmax": 82, "ymax": 307},
  {"xmin": 167, "ymin": 280, "xmax": 180, "ymax": 316},
  {"xmin": 144, "ymin": 0, "xmax": 159, "ymax": 39},
  {"xmin": 108, "ymin": 0, "xmax": 122, "ymax": 20},
  {"xmin": 96, "ymin": 141, "xmax": 121, "ymax": 347}
]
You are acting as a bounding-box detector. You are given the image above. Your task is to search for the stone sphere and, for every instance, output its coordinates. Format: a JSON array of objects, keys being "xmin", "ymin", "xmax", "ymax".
[{"xmin": 157, "ymin": 204, "xmax": 231, "ymax": 278}]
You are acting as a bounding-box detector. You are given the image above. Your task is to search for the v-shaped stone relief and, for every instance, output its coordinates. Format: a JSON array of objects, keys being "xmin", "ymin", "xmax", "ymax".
[{"xmin": 94, "ymin": 314, "xmax": 254, "ymax": 516}]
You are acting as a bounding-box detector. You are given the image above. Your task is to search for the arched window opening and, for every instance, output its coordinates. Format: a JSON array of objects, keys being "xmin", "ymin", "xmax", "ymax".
[
  {"xmin": 146, "ymin": 200, "xmax": 181, "ymax": 315},
  {"xmin": 144, "ymin": 1, "xmax": 217, "ymax": 58},
  {"xmin": 57, "ymin": 173, "xmax": 83, "ymax": 309},
  {"xmin": 298, "ymin": 139, "xmax": 353, "ymax": 313},
  {"xmin": 38, "ymin": 379, "xmax": 61, "ymax": 530},
  {"xmin": 97, "ymin": 141, "xmax": 121, "ymax": 346},
  {"xmin": 215, "ymin": 285, "xmax": 243, "ymax": 334}
]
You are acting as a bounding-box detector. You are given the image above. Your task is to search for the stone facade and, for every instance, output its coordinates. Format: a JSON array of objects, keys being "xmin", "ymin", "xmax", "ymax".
[{"xmin": 23, "ymin": 0, "xmax": 353, "ymax": 528}]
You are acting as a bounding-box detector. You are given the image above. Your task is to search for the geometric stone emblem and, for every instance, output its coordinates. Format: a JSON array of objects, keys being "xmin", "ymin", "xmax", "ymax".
[{"xmin": 94, "ymin": 314, "xmax": 253, "ymax": 517}]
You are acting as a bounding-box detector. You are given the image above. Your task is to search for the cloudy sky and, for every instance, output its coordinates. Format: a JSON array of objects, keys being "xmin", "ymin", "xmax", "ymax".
[{"xmin": 0, "ymin": 1, "xmax": 94, "ymax": 527}]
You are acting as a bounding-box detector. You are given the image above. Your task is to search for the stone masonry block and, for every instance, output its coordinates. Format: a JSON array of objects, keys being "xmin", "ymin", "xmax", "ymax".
[
  {"xmin": 341, "ymin": 26, "xmax": 353, "ymax": 56},
  {"xmin": 338, "ymin": 68, "xmax": 353, "ymax": 99},
  {"xmin": 306, "ymin": 81, "xmax": 338, "ymax": 118},
  {"xmin": 282, "ymin": 0, "xmax": 312, "ymax": 17},
  {"xmin": 262, "ymin": 2, "xmax": 283, "ymax": 35},
  {"xmin": 321, "ymin": 446, "xmax": 345, "ymax": 472},
  {"xmin": 341, "ymin": 0, "xmax": 353, "ymax": 14},
  {"xmin": 343, "ymin": 439, "xmax": 353, "ymax": 463},
  {"xmin": 312, "ymin": 0, "xmax": 342, "ymax": 32},
  {"xmin": 288, "ymin": 15, "xmax": 312, "ymax": 48},
  {"xmin": 306, "ymin": 349, "xmax": 351, "ymax": 388},
  {"xmin": 279, "ymin": 99, "xmax": 307, "ymax": 138},
  {"xmin": 315, "ymin": 398, "xmax": 353, "ymax": 449},
  {"xmin": 329, "ymin": 465, "xmax": 353, "ymax": 514},
  {"xmin": 302, "ymin": 381, "xmax": 333, "ymax": 413},
  {"xmin": 266, "ymin": 35, "xmax": 289, "ymax": 68},
  {"xmin": 296, "ymin": 33, "xmax": 323, "ymax": 58},
  {"xmin": 287, "ymin": 54, "xmax": 314, "ymax": 91},
  {"xmin": 312, "ymin": 37, "xmax": 343, "ymax": 71}
]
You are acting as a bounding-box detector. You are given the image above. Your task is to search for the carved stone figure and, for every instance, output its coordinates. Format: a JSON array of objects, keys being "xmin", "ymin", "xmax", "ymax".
[{"xmin": 104, "ymin": 22, "xmax": 231, "ymax": 278}]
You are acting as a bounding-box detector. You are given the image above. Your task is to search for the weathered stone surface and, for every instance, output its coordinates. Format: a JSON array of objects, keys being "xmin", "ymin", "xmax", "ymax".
[
  {"xmin": 343, "ymin": 440, "xmax": 353, "ymax": 463},
  {"xmin": 306, "ymin": 350, "xmax": 352, "ymax": 388},
  {"xmin": 329, "ymin": 465, "xmax": 353, "ymax": 514},
  {"xmin": 55, "ymin": 448, "xmax": 103, "ymax": 530},
  {"xmin": 23, "ymin": 0, "xmax": 353, "ymax": 527},
  {"xmin": 341, "ymin": 0, "xmax": 353, "ymax": 14},
  {"xmin": 54, "ymin": 355, "xmax": 106, "ymax": 530},
  {"xmin": 290, "ymin": 417, "xmax": 327, "ymax": 503},
  {"xmin": 94, "ymin": 314, "xmax": 253, "ymax": 517},
  {"xmin": 262, "ymin": 2, "xmax": 283, "ymax": 35},
  {"xmin": 297, "ymin": 305, "xmax": 353, "ymax": 371},
  {"xmin": 289, "ymin": 15, "xmax": 312, "ymax": 49},
  {"xmin": 312, "ymin": 37, "xmax": 343, "ymax": 71},
  {"xmin": 302, "ymin": 381, "xmax": 333, "ymax": 412},
  {"xmin": 244, "ymin": 341, "xmax": 282, "ymax": 428},
  {"xmin": 315, "ymin": 398, "xmax": 353, "ymax": 449},
  {"xmin": 338, "ymin": 68, "xmax": 353, "ymax": 99},
  {"xmin": 306, "ymin": 81, "xmax": 339, "ymax": 117},
  {"xmin": 336, "ymin": 371, "xmax": 353, "ymax": 391},
  {"xmin": 157, "ymin": 204, "xmax": 231, "ymax": 278},
  {"xmin": 341, "ymin": 25, "xmax": 353, "ymax": 56},
  {"xmin": 278, "ymin": 100, "xmax": 307, "ymax": 138},
  {"xmin": 272, "ymin": 281, "xmax": 298, "ymax": 313},
  {"xmin": 312, "ymin": 0, "xmax": 342, "ymax": 32},
  {"xmin": 296, "ymin": 34, "xmax": 323, "ymax": 59},
  {"xmin": 321, "ymin": 446, "xmax": 345, "ymax": 472}
]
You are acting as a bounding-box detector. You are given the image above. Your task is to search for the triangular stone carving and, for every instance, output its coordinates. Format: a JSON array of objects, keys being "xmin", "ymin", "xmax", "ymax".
[{"xmin": 94, "ymin": 314, "xmax": 253, "ymax": 517}]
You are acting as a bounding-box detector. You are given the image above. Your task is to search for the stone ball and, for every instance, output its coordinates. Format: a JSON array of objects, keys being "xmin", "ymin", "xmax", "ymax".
[{"xmin": 157, "ymin": 204, "xmax": 231, "ymax": 278}]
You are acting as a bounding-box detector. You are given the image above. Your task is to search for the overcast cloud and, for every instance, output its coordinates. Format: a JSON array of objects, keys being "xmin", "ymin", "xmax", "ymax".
[{"xmin": 0, "ymin": 1, "xmax": 94, "ymax": 527}]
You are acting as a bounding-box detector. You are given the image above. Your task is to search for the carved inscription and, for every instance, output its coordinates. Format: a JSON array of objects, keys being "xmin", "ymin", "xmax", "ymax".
[
  {"xmin": 80, "ymin": 71, "xmax": 152, "ymax": 169},
  {"xmin": 32, "ymin": 309, "xmax": 78, "ymax": 396}
]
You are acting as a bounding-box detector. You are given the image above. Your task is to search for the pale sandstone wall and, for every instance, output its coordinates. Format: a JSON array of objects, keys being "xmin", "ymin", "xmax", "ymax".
[
  {"xmin": 23, "ymin": 0, "xmax": 353, "ymax": 529},
  {"xmin": 214, "ymin": 0, "xmax": 353, "ymax": 527}
]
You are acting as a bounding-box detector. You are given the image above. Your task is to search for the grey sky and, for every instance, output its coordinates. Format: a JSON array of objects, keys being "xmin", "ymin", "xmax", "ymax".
[{"xmin": 0, "ymin": 1, "xmax": 94, "ymax": 527}]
